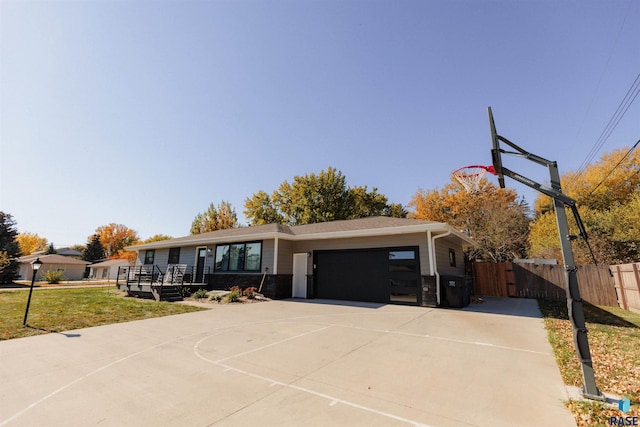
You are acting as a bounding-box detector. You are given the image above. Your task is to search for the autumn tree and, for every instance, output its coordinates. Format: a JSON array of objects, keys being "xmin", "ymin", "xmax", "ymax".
[
  {"xmin": 17, "ymin": 232, "xmax": 48, "ymax": 255},
  {"xmin": 94, "ymin": 223, "xmax": 140, "ymax": 259},
  {"xmin": 83, "ymin": 234, "xmax": 105, "ymax": 262},
  {"xmin": 141, "ymin": 234, "xmax": 173, "ymax": 243},
  {"xmin": 0, "ymin": 252, "xmax": 9, "ymax": 274},
  {"xmin": 529, "ymin": 146, "xmax": 640, "ymax": 264},
  {"xmin": 242, "ymin": 191, "xmax": 283, "ymax": 225},
  {"xmin": 0, "ymin": 212, "xmax": 21, "ymax": 283},
  {"xmin": 244, "ymin": 167, "xmax": 406, "ymax": 226},
  {"xmin": 409, "ymin": 179, "xmax": 531, "ymax": 262},
  {"xmin": 190, "ymin": 201, "xmax": 238, "ymax": 234}
]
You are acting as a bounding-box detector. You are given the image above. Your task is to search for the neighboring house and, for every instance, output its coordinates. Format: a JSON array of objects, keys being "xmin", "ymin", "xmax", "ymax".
[
  {"xmin": 89, "ymin": 259, "xmax": 130, "ymax": 281},
  {"xmin": 56, "ymin": 247, "xmax": 83, "ymax": 258},
  {"xmin": 17, "ymin": 254, "xmax": 90, "ymax": 281},
  {"xmin": 123, "ymin": 217, "xmax": 474, "ymax": 307},
  {"xmin": 31, "ymin": 247, "xmax": 83, "ymax": 259}
]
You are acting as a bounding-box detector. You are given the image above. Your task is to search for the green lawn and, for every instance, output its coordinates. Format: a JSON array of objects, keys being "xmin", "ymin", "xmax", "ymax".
[
  {"xmin": 539, "ymin": 299, "xmax": 640, "ymax": 426},
  {"xmin": 0, "ymin": 287, "xmax": 205, "ymax": 340}
]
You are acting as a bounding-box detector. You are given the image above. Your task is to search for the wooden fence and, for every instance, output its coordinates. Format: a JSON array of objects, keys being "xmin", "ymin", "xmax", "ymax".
[
  {"xmin": 472, "ymin": 262, "xmax": 619, "ymax": 307},
  {"xmin": 611, "ymin": 263, "xmax": 640, "ymax": 314}
]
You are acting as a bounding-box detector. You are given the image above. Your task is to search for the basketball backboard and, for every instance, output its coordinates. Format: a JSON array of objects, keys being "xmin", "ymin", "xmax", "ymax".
[{"xmin": 488, "ymin": 106, "xmax": 505, "ymax": 188}]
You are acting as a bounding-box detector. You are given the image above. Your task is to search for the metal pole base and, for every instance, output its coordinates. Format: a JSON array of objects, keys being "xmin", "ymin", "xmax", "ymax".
[{"xmin": 581, "ymin": 388, "xmax": 605, "ymax": 402}]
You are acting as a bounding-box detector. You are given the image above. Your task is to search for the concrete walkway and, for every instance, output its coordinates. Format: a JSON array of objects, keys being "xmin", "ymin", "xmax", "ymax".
[{"xmin": 0, "ymin": 298, "xmax": 576, "ymax": 426}]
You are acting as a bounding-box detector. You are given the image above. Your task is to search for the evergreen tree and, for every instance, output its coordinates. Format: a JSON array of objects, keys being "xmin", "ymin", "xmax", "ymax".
[
  {"xmin": 44, "ymin": 242, "xmax": 57, "ymax": 254},
  {"xmin": 0, "ymin": 212, "xmax": 22, "ymax": 283},
  {"xmin": 83, "ymin": 234, "xmax": 105, "ymax": 262}
]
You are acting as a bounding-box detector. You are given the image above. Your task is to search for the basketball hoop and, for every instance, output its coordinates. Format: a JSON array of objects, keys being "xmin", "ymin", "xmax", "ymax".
[{"xmin": 451, "ymin": 165, "xmax": 497, "ymax": 193}]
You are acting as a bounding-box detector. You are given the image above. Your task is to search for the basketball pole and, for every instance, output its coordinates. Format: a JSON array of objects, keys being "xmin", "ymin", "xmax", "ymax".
[{"xmin": 487, "ymin": 107, "xmax": 604, "ymax": 401}]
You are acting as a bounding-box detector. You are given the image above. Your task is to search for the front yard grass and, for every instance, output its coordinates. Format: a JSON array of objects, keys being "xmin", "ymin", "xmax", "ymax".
[
  {"xmin": 0, "ymin": 287, "xmax": 205, "ymax": 340},
  {"xmin": 538, "ymin": 299, "xmax": 640, "ymax": 426}
]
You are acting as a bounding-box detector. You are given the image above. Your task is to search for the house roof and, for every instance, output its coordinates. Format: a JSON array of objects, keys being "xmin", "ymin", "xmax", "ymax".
[
  {"xmin": 89, "ymin": 259, "xmax": 131, "ymax": 268},
  {"xmin": 31, "ymin": 247, "xmax": 83, "ymax": 257},
  {"xmin": 18, "ymin": 254, "xmax": 89, "ymax": 266},
  {"xmin": 128, "ymin": 217, "xmax": 475, "ymax": 251},
  {"xmin": 56, "ymin": 247, "xmax": 83, "ymax": 257}
]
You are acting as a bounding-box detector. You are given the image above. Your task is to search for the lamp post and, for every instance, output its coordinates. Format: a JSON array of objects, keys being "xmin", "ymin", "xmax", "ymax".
[{"xmin": 23, "ymin": 257, "xmax": 43, "ymax": 326}]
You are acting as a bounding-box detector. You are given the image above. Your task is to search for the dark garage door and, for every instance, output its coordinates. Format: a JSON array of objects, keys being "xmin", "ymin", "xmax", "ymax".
[{"xmin": 314, "ymin": 247, "xmax": 420, "ymax": 304}]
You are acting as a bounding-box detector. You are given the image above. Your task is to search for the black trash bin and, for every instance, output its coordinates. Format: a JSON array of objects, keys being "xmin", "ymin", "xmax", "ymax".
[{"xmin": 440, "ymin": 276, "xmax": 470, "ymax": 308}]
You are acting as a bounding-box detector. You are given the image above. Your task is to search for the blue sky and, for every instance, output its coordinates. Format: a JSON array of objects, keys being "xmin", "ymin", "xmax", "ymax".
[{"xmin": 1, "ymin": 0, "xmax": 638, "ymax": 247}]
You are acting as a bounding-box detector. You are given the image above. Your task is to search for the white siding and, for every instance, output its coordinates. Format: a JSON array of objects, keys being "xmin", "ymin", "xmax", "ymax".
[
  {"xmin": 38, "ymin": 264, "xmax": 86, "ymax": 281},
  {"xmin": 180, "ymin": 247, "xmax": 197, "ymax": 266},
  {"xmin": 277, "ymin": 239, "xmax": 293, "ymax": 273},
  {"xmin": 434, "ymin": 236, "xmax": 466, "ymax": 276},
  {"xmin": 153, "ymin": 249, "xmax": 169, "ymax": 267}
]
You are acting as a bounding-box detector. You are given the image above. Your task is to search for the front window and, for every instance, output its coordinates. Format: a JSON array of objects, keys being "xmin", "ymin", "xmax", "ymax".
[
  {"xmin": 168, "ymin": 248, "xmax": 180, "ymax": 264},
  {"xmin": 144, "ymin": 250, "xmax": 155, "ymax": 265},
  {"xmin": 215, "ymin": 242, "xmax": 262, "ymax": 272}
]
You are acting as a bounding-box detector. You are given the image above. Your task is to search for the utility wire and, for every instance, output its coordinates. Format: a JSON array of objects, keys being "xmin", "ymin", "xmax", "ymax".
[
  {"xmin": 573, "ymin": 72, "xmax": 640, "ymax": 182},
  {"xmin": 586, "ymin": 139, "xmax": 640, "ymax": 198},
  {"xmin": 572, "ymin": 0, "xmax": 634, "ymax": 169}
]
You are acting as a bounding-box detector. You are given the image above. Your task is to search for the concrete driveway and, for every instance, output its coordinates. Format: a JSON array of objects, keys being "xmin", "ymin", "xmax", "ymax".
[{"xmin": 0, "ymin": 297, "xmax": 575, "ymax": 426}]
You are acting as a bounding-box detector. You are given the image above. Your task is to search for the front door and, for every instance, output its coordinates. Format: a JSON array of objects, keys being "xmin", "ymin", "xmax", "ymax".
[
  {"xmin": 292, "ymin": 253, "xmax": 307, "ymax": 298},
  {"xmin": 195, "ymin": 247, "xmax": 207, "ymax": 283}
]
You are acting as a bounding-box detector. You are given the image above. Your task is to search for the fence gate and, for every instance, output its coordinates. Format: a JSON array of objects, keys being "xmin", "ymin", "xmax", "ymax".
[{"xmin": 472, "ymin": 262, "xmax": 512, "ymax": 297}]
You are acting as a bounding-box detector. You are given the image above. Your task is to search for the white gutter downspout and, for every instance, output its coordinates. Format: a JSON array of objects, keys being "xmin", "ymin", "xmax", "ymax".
[
  {"xmin": 431, "ymin": 230, "xmax": 451, "ymax": 306},
  {"xmin": 273, "ymin": 237, "xmax": 279, "ymax": 275}
]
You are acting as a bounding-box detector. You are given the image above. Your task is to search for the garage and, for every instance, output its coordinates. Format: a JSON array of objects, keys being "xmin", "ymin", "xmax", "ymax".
[{"xmin": 314, "ymin": 246, "xmax": 421, "ymax": 305}]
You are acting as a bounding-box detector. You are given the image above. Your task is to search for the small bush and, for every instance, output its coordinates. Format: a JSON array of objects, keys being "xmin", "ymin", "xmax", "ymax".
[
  {"xmin": 41, "ymin": 269, "xmax": 65, "ymax": 284},
  {"xmin": 209, "ymin": 294, "xmax": 223, "ymax": 303},
  {"xmin": 243, "ymin": 287, "xmax": 257, "ymax": 299},
  {"xmin": 225, "ymin": 289, "xmax": 241, "ymax": 303},
  {"xmin": 191, "ymin": 289, "xmax": 208, "ymax": 299}
]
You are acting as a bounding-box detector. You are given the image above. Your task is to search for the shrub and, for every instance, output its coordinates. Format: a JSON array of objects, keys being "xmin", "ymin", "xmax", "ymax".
[
  {"xmin": 41, "ymin": 269, "xmax": 65, "ymax": 284},
  {"xmin": 209, "ymin": 294, "xmax": 223, "ymax": 303},
  {"xmin": 191, "ymin": 289, "xmax": 208, "ymax": 299},
  {"xmin": 225, "ymin": 289, "xmax": 241, "ymax": 303},
  {"xmin": 243, "ymin": 287, "xmax": 257, "ymax": 299}
]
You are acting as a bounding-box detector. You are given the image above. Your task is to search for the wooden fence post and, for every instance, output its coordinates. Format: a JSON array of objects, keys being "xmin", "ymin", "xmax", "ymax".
[
  {"xmin": 615, "ymin": 265, "xmax": 628, "ymax": 311},
  {"xmin": 633, "ymin": 264, "xmax": 640, "ymax": 308}
]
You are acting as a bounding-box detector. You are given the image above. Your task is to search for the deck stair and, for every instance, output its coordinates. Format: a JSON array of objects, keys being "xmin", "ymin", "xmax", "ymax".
[
  {"xmin": 151, "ymin": 264, "xmax": 188, "ymax": 302},
  {"xmin": 118, "ymin": 264, "xmax": 190, "ymax": 302},
  {"xmin": 152, "ymin": 285, "xmax": 184, "ymax": 302}
]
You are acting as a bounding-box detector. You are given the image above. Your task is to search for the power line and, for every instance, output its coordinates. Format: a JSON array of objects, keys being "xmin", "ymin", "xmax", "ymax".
[
  {"xmin": 572, "ymin": 0, "xmax": 634, "ymax": 161},
  {"xmin": 586, "ymin": 138, "xmax": 640, "ymax": 198},
  {"xmin": 573, "ymin": 71, "xmax": 640, "ymax": 182}
]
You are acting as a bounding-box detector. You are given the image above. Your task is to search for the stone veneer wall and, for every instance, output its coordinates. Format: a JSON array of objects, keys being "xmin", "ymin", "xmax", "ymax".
[{"xmin": 421, "ymin": 275, "xmax": 437, "ymax": 307}]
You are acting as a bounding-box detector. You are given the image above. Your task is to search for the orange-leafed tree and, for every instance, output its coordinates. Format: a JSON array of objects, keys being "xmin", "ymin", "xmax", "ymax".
[
  {"xmin": 94, "ymin": 223, "xmax": 140, "ymax": 259},
  {"xmin": 409, "ymin": 178, "xmax": 531, "ymax": 262}
]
